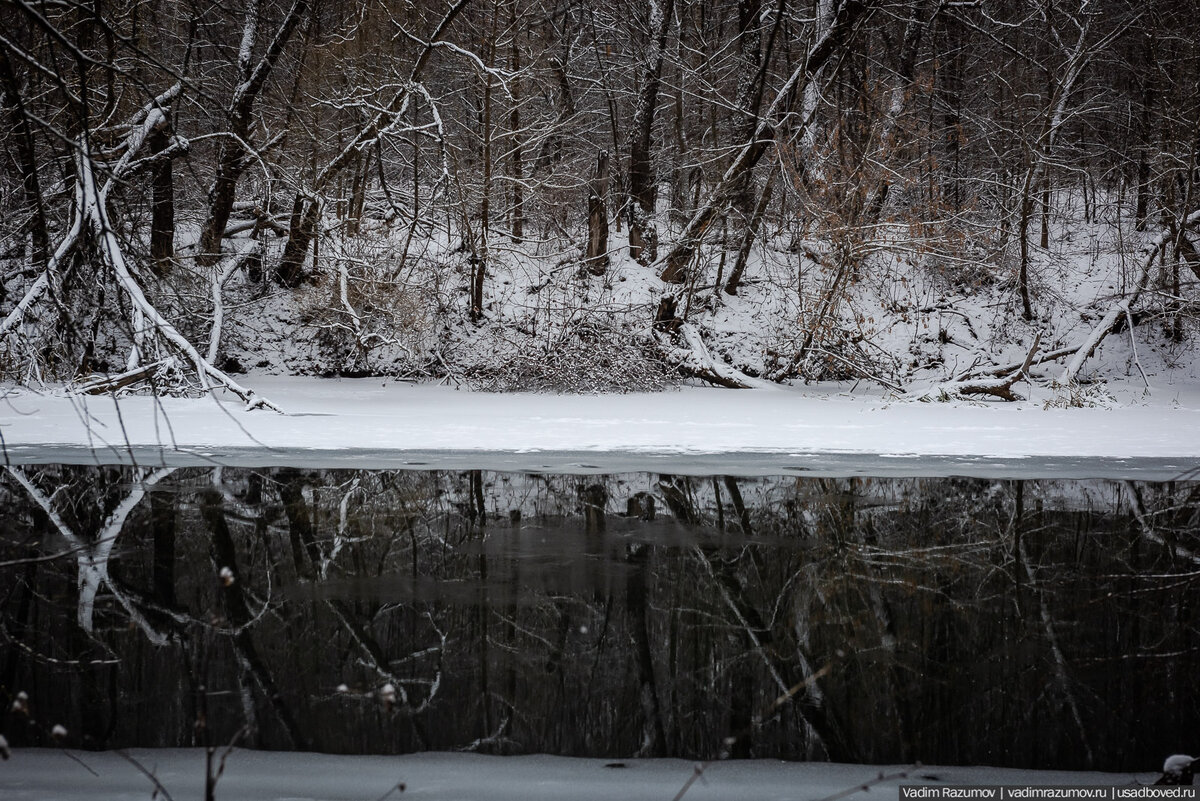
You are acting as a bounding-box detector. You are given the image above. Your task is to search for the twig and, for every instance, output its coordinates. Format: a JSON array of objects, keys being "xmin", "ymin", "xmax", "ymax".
[
  {"xmin": 59, "ymin": 748, "xmax": 100, "ymax": 777},
  {"xmin": 1124, "ymin": 308, "xmax": 1149, "ymax": 389},
  {"xmin": 206, "ymin": 724, "xmax": 250, "ymax": 801},
  {"xmin": 372, "ymin": 781, "xmax": 407, "ymax": 801},
  {"xmin": 809, "ymin": 765, "xmax": 921, "ymax": 801},
  {"xmin": 115, "ymin": 749, "xmax": 177, "ymax": 801},
  {"xmin": 671, "ymin": 662, "xmax": 834, "ymax": 801},
  {"xmin": 671, "ymin": 762, "xmax": 707, "ymax": 801}
]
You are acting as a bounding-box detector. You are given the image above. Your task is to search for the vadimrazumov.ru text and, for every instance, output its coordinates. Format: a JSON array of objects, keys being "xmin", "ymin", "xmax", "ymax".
[{"xmin": 900, "ymin": 787, "xmax": 1199, "ymax": 800}]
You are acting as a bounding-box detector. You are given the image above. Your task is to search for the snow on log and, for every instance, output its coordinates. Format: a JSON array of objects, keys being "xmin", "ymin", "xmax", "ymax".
[
  {"xmin": 976, "ymin": 345, "xmax": 1080, "ymax": 378},
  {"xmin": 76, "ymin": 358, "xmax": 174, "ymax": 395},
  {"xmin": 653, "ymin": 321, "xmax": 769, "ymax": 390}
]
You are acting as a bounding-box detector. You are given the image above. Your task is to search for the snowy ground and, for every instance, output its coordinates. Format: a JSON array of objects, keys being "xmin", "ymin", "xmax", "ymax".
[
  {"xmin": 2, "ymin": 376, "xmax": 1198, "ymax": 478},
  {"xmin": 0, "ymin": 748, "xmax": 1164, "ymax": 801}
]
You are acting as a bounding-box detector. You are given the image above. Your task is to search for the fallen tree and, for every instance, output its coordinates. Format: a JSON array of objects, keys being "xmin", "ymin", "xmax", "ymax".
[
  {"xmin": 921, "ymin": 331, "xmax": 1042, "ymax": 402},
  {"xmin": 653, "ymin": 323, "xmax": 759, "ymax": 389},
  {"xmin": 0, "ymin": 86, "xmax": 279, "ymax": 411},
  {"xmin": 1060, "ymin": 207, "xmax": 1200, "ymax": 385}
]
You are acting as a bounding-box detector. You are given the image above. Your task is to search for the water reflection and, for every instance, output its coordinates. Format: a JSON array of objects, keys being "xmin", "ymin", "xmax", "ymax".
[{"xmin": 0, "ymin": 466, "xmax": 1197, "ymax": 770}]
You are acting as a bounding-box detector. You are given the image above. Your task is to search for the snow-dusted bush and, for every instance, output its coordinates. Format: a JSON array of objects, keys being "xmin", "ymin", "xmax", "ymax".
[{"xmin": 465, "ymin": 316, "xmax": 674, "ymax": 393}]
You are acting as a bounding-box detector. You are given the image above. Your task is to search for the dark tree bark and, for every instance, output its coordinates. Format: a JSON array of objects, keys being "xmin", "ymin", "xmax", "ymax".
[
  {"xmin": 0, "ymin": 45, "xmax": 50, "ymax": 273},
  {"xmin": 1018, "ymin": 180, "xmax": 1035, "ymax": 321},
  {"xmin": 473, "ymin": 0, "xmax": 501, "ymax": 322},
  {"xmin": 586, "ymin": 150, "xmax": 610, "ymax": 274},
  {"xmin": 509, "ymin": 2, "xmax": 524, "ymax": 243},
  {"xmin": 148, "ymin": 124, "xmax": 176, "ymax": 274},
  {"xmin": 725, "ymin": 0, "xmax": 768, "ymax": 258}
]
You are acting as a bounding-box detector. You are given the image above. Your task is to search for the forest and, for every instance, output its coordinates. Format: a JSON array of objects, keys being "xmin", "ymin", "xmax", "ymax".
[{"xmin": 2, "ymin": 0, "xmax": 1199, "ymax": 397}]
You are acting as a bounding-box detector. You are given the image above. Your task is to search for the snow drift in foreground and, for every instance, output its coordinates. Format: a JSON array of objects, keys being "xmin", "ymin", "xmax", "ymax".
[
  {"xmin": 0, "ymin": 748, "xmax": 1160, "ymax": 801},
  {"xmin": 2, "ymin": 377, "xmax": 1199, "ymax": 478}
]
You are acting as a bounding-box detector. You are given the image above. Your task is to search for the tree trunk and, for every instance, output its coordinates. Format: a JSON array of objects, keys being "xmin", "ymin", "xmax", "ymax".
[
  {"xmin": 346, "ymin": 152, "xmax": 367, "ymax": 236},
  {"xmin": 586, "ymin": 150, "xmax": 611, "ymax": 274},
  {"xmin": 659, "ymin": 135, "xmax": 773, "ymax": 283},
  {"xmin": 276, "ymin": 199, "xmax": 321, "ymax": 286},
  {"xmin": 626, "ymin": 0, "xmax": 675, "ymax": 264},
  {"xmin": 725, "ymin": 166, "xmax": 775, "ymax": 294},
  {"xmin": 197, "ymin": 141, "xmax": 246, "ymax": 266},
  {"xmin": 725, "ymin": 0, "xmax": 767, "ymax": 261},
  {"xmin": 509, "ymin": 5, "xmax": 524, "ymax": 243},
  {"xmin": 1135, "ymin": 36, "xmax": 1156, "ymax": 231},
  {"xmin": 474, "ymin": 5, "xmax": 499, "ymax": 322},
  {"xmin": 862, "ymin": 0, "xmax": 933, "ymax": 222},
  {"xmin": 276, "ymin": 0, "xmax": 473, "ymax": 286},
  {"xmin": 149, "ymin": 125, "xmax": 176, "ymax": 274},
  {"xmin": 659, "ymin": 0, "xmax": 871, "ymax": 284},
  {"xmin": 1040, "ymin": 173, "xmax": 1051, "ymax": 250},
  {"xmin": 1018, "ymin": 170, "xmax": 1035, "ymax": 321},
  {"xmin": 197, "ymin": 0, "xmax": 309, "ymax": 267}
]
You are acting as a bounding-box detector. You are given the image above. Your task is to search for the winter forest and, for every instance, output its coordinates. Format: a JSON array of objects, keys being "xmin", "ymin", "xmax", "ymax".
[
  {"xmin": 1, "ymin": 0, "xmax": 1198, "ymax": 394},
  {"xmin": 2, "ymin": 0, "xmax": 1200, "ymax": 796}
]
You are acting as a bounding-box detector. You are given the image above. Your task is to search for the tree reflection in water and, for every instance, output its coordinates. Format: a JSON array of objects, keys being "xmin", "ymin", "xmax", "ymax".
[{"xmin": 1, "ymin": 466, "xmax": 1197, "ymax": 770}]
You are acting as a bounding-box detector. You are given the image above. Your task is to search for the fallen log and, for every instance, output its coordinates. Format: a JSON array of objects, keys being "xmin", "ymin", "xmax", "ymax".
[
  {"xmin": 653, "ymin": 322, "xmax": 762, "ymax": 389},
  {"xmin": 77, "ymin": 358, "xmax": 174, "ymax": 395},
  {"xmin": 922, "ymin": 331, "xmax": 1042, "ymax": 401}
]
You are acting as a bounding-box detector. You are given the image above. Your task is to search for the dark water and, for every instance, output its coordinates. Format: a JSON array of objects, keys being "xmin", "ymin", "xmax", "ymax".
[{"xmin": 1, "ymin": 466, "xmax": 1197, "ymax": 771}]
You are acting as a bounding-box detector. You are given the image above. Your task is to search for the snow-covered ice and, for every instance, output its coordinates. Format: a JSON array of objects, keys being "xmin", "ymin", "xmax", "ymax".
[
  {"xmin": 0, "ymin": 748, "xmax": 1163, "ymax": 801},
  {"xmin": 2, "ymin": 377, "xmax": 1197, "ymax": 478}
]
